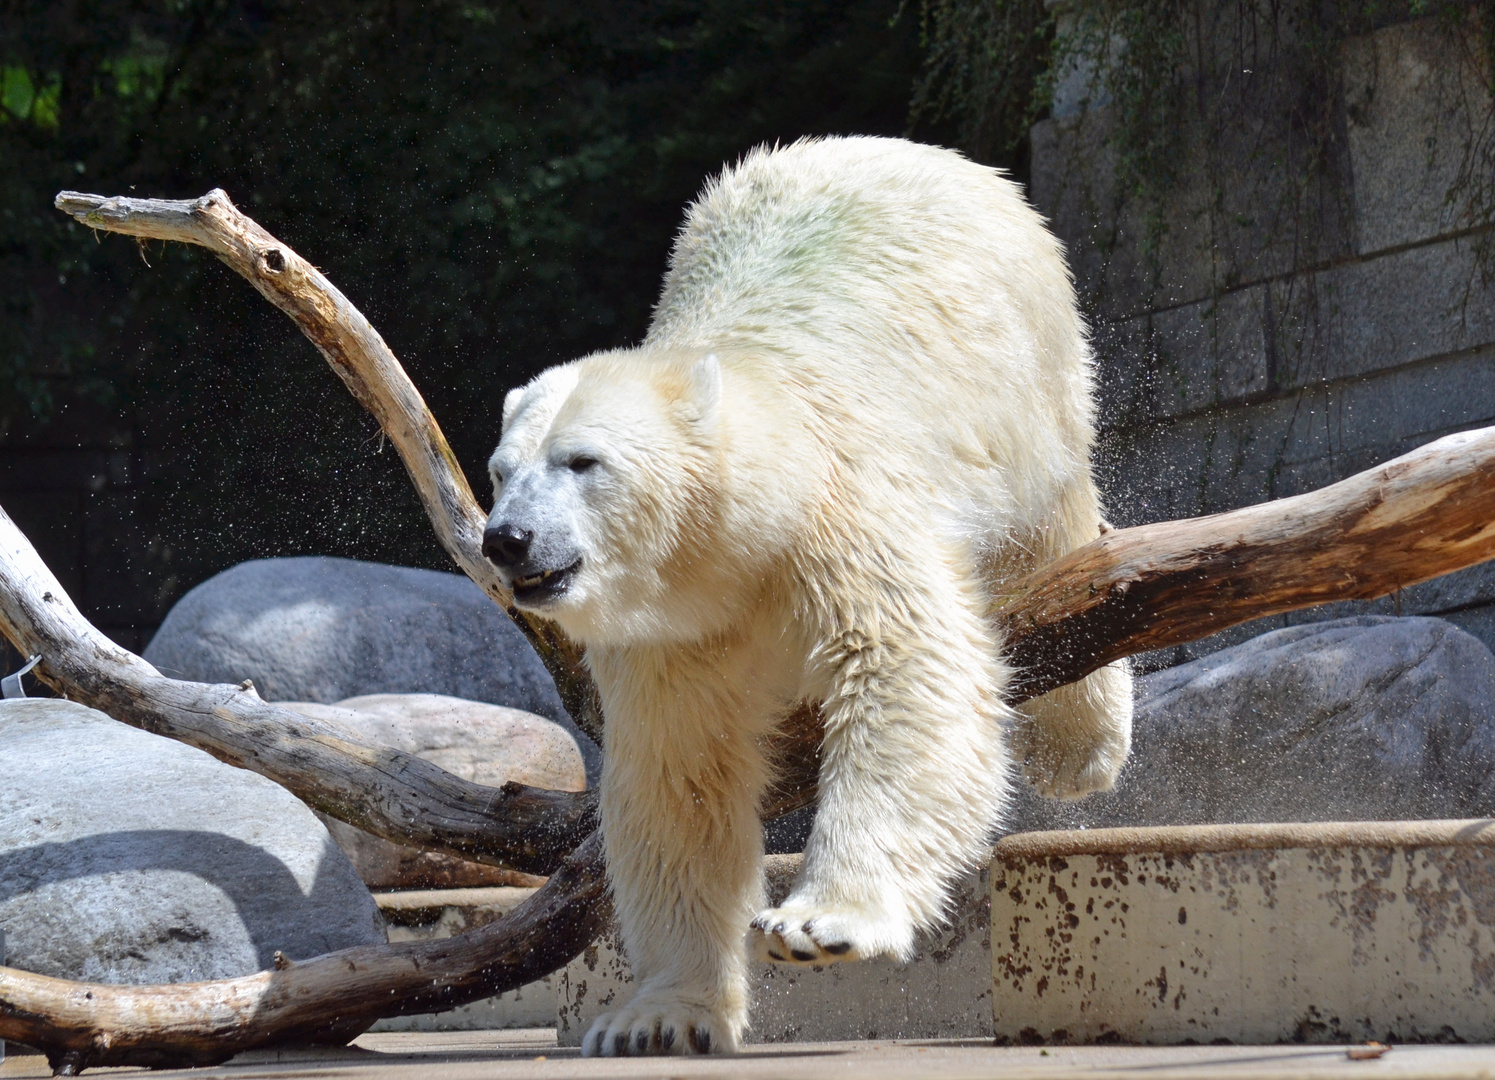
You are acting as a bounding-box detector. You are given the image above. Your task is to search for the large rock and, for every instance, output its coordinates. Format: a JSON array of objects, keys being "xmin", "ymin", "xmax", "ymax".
[
  {"xmin": 283, "ymin": 693, "xmax": 588, "ymax": 889},
  {"xmin": 0, "ymin": 699, "xmax": 385, "ymax": 984},
  {"xmin": 143, "ymin": 557, "xmax": 600, "ymax": 784},
  {"xmin": 1011, "ymin": 615, "xmax": 1495, "ymax": 830}
]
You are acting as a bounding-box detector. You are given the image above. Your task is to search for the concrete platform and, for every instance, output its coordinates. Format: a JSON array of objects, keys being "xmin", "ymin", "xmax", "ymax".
[{"xmin": 5, "ymin": 1030, "xmax": 1495, "ymax": 1079}]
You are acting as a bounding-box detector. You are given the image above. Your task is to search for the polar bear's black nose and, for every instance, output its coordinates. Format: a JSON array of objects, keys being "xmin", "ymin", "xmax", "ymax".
[{"xmin": 483, "ymin": 523, "xmax": 534, "ymax": 568}]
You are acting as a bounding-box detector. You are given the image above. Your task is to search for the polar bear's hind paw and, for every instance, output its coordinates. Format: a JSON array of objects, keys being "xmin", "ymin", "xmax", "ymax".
[{"xmin": 1014, "ymin": 721, "xmax": 1129, "ymax": 800}]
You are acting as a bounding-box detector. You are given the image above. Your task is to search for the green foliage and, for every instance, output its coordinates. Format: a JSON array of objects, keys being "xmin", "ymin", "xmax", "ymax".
[
  {"xmin": 0, "ymin": 0, "xmax": 927, "ymax": 607},
  {"xmin": 909, "ymin": 0, "xmax": 1054, "ymax": 165},
  {"xmin": 1, "ymin": 65, "xmax": 61, "ymax": 127}
]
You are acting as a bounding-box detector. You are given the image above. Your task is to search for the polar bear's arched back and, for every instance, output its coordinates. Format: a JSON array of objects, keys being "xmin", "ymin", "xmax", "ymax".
[
  {"xmin": 484, "ymin": 136, "xmax": 1132, "ymax": 1057},
  {"xmin": 649, "ymin": 138, "xmax": 1096, "ymax": 533}
]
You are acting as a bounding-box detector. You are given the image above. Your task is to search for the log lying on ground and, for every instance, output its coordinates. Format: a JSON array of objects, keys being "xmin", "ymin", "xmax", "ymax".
[
  {"xmin": 0, "ymin": 504, "xmax": 596, "ymax": 876},
  {"xmin": 53, "ymin": 190, "xmax": 602, "ymax": 743},
  {"xmin": 0, "ymin": 833, "xmax": 608, "ymax": 1075}
]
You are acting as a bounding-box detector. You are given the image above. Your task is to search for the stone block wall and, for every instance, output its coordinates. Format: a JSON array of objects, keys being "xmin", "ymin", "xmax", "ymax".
[{"xmin": 1029, "ymin": 12, "xmax": 1495, "ymax": 665}]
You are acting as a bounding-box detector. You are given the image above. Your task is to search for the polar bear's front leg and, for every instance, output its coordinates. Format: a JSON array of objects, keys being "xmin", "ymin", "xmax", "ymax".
[
  {"xmin": 753, "ymin": 551, "xmax": 1013, "ymax": 965},
  {"xmin": 584, "ymin": 650, "xmax": 771, "ymax": 1056}
]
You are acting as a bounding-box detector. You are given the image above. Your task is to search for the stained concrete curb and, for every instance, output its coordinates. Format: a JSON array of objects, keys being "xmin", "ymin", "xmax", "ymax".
[{"xmin": 991, "ymin": 820, "xmax": 1495, "ymax": 1044}]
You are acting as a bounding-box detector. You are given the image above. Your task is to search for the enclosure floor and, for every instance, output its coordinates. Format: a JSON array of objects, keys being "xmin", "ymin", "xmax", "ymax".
[{"xmin": 4, "ymin": 1030, "xmax": 1494, "ymax": 1079}]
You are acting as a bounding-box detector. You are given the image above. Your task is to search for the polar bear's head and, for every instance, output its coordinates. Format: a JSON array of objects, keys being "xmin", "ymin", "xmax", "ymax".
[{"xmin": 483, "ymin": 349, "xmax": 733, "ymax": 645}]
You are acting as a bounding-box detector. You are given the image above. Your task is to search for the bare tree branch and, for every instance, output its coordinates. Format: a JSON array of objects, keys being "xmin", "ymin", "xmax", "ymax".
[
  {"xmin": 769, "ymin": 428, "xmax": 1495, "ymax": 812},
  {"xmin": 0, "ymin": 834, "xmax": 607, "ymax": 1075},
  {"xmin": 53, "ymin": 189, "xmax": 602, "ymax": 743},
  {"xmin": 998, "ymin": 425, "xmax": 1495, "ymax": 700},
  {"xmin": 0, "ymin": 503, "xmax": 595, "ymax": 875}
]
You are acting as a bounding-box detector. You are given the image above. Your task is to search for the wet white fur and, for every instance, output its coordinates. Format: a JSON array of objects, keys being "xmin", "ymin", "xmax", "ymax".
[{"xmin": 487, "ymin": 137, "xmax": 1133, "ymax": 1056}]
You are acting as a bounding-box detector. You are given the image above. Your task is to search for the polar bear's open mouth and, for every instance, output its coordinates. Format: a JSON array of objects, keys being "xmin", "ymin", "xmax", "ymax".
[{"xmin": 511, "ymin": 558, "xmax": 582, "ymax": 604}]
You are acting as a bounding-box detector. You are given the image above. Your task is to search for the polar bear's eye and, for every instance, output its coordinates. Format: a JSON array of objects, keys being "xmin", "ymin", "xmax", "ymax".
[{"xmin": 568, "ymin": 455, "xmax": 599, "ymax": 473}]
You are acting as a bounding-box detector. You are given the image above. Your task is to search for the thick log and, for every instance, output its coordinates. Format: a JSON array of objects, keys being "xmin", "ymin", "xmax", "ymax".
[
  {"xmin": 0, "ymin": 834, "xmax": 608, "ymax": 1074},
  {"xmin": 998, "ymin": 425, "xmax": 1495, "ymax": 701},
  {"xmin": 0, "ymin": 503, "xmax": 596, "ymax": 875},
  {"xmin": 53, "ymin": 190, "xmax": 602, "ymax": 744}
]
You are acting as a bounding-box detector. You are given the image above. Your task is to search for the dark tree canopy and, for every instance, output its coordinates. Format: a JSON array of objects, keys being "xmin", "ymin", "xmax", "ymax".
[{"xmin": 0, "ymin": 1, "xmax": 938, "ymax": 625}]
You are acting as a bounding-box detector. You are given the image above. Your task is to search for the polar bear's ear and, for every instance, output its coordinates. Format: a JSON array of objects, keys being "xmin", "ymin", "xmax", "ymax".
[
  {"xmin": 501, "ymin": 386, "xmax": 527, "ymax": 435},
  {"xmin": 687, "ymin": 352, "xmax": 722, "ymax": 431}
]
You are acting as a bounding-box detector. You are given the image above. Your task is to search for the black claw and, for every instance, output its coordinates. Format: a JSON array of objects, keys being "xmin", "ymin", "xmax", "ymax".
[
  {"xmin": 802, "ymin": 921, "xmax": 814, "ymax": 933},
  {"xmin": 635, "ymin": 1029, "xmax": 650, "ymax": 1053},
  {"xmin": 689, "ymin": 1026, "xmax": 713, "ymax": 1054},
  {"xmin": 660, "ymin": 1026, "xmax": 676, "ymax": 1051},
  {"xmin": 613, "ymin": 1032, "xmax": 630, "ymax": 1056},
  {"xmin": 767, "ymin": 950, "xmax": 787, "ymax": 961},
  {"xmin": 772, "ymin": 921, "xmax": 787, "ymax": 934},
  {"xmin": 823, "ymin": 941, "xmax": 853, "ymax": 955},
  {"xmin": 791, "ymin": 948, "xmax": 817, "ymax": 962}
]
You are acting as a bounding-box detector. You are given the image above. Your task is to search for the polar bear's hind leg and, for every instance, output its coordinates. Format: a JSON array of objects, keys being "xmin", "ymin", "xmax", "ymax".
[{"xmin": 1011, "ymin": 660, "xmax": 1134, "ymax": 799}]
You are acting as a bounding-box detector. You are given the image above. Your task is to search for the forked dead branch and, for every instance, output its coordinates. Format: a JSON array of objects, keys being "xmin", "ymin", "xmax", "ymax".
[
  {"xmin": 50, "ymin": 190, "xmax": 604, "ymax": 746},
  {"xmin": 0, "ymin": 189, "xmax": 1489, "ymax": 1072}
]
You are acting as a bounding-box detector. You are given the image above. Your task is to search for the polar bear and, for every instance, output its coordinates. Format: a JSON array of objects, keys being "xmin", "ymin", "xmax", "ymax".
[{"xmin": 482, "ymin": 136, "xmax": 1132, "ymax": 1056}]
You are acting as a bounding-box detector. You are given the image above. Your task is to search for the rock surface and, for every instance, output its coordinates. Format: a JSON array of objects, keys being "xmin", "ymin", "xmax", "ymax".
[
  {"xmin": 143, "ymin": 556, "xmax": 600, "ymax": 784},
  {"xmin": 0, "ymin": 699, "xmax": 385, "ymax": 984},
  {"xmin": 1010, "ymin": 615, "xmax": 1495, "ymax": 830},
  {"xmin": 283, "ymin": 694, "xmax": 588, "ymax": 889}
]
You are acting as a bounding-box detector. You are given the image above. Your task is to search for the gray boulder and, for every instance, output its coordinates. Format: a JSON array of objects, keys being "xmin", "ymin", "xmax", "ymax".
[
  {"xmin": 1010, "ymin": 615, "xmax": 1495, "ymax": 830},
  {"xmin": 0, "ymin": 699, "xmax": 385, "ymax": 984},
  {"xmin": 143, "ymin": 556, "xmax": 599, "ymax": 784}
]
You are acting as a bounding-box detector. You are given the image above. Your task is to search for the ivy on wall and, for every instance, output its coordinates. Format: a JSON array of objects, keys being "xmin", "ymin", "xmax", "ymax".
[{"xmin": 915, "ymin": 0, "xmax": 1494, "ymax": 277}]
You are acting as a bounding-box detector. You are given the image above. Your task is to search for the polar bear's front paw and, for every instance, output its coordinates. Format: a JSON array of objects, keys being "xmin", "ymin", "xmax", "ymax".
[
  {"xmin": 581, "ymin": 997, "xmax": 735, "ymax": 1057},
  {"xmin": 750, "ymin": 899, "xmax": 912, "ymax": 965}
]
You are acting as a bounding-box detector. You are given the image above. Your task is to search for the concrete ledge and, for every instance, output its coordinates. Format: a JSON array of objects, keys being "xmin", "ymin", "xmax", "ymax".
[
  {"xmin": 991, "ymin": 820, "xmax": 1495, "ymax": 1045},
  {"xmin": 365, "ymin": 822, "xmax": 1495, "ymax": 1044},
  {"xmin": 995, "ymin": 818, "xmax": 1495, "ymax": 857}
]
